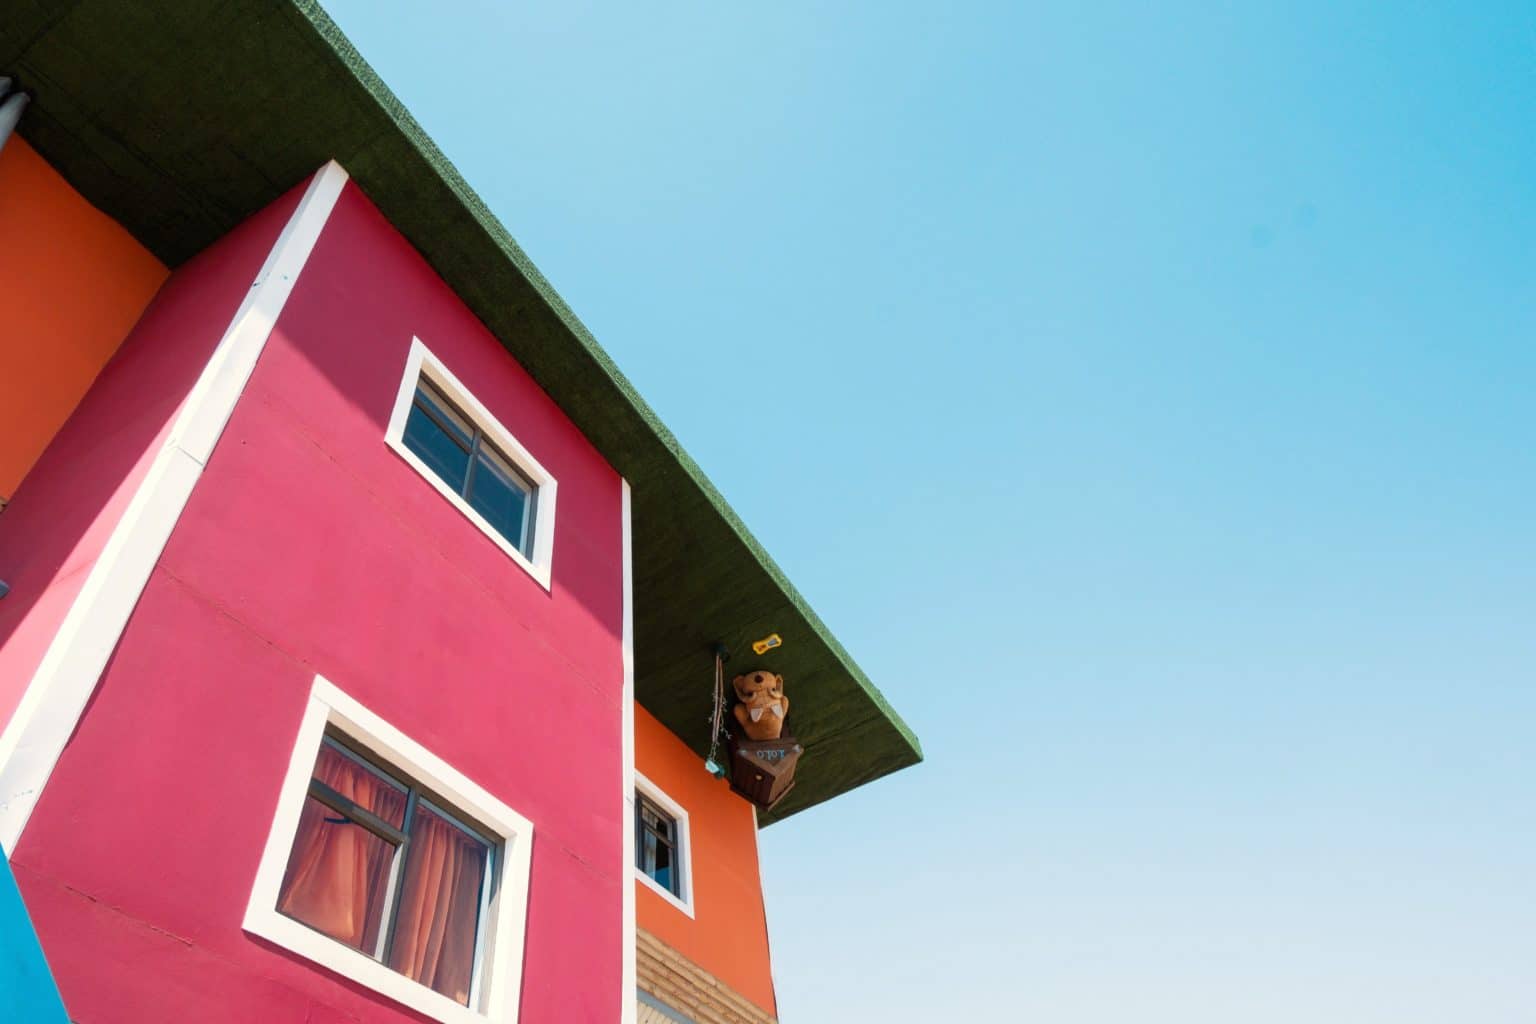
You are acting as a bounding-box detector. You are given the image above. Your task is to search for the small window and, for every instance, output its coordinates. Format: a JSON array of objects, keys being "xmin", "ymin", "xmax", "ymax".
[
  {"xmin": 278, "ymin": 736, "xmax": 496, "ymax": 1008},
  {"xmin": 636, "ymin": 794, "xmax": 682, "ymax": 898},
  {"xmin": 632, "ymin": 773, "xmax": 693, "ymax": 916},
  {"xmin": 402, "ymin": 380, "xmax": 537, "ymax": 557},
  {"xmin": 385, "ymin": 338, "xmax": 558, "ymax": 590}
]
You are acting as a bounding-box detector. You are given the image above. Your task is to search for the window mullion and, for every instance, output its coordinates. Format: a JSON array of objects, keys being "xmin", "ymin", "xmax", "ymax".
[
  {"xmin": 307, "ymin": 778, "xmax": 409, "ymax": 846},
  {"xmin": 413, "ymin": 396, "xmax": 473, "ymax": 453},
  {"xmin": 518, "ymin": 478, "xmax": 533, "ymax": 554},
  {"xmin": 461, "ymin": 429, "xmax": 484, "ymax": 500},
  {"xmin": 380, "ymin": 787, "xmax": 422, "ymax": 966},
  {"xmin": 635, "ymin": 805, "xmax": 645, "ymax": 867},
  {"xmin": 466, "ymin": 844, "xmax": 495, "ymax": 1009}
]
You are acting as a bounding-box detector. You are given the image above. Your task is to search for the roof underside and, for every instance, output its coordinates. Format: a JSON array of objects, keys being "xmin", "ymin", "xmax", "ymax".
[{"xmin": 0, "ymin": 0, "xmax": 919, "ymax": 824}]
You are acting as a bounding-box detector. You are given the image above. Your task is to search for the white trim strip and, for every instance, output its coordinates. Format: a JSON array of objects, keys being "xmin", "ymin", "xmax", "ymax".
[
  {"xmin": 0, "ymin": 162, "xmax": 350, "ymax": 855},
  {"xmin": 620, "ymin": 479, "xmax": 638, "ymax": 1024}
]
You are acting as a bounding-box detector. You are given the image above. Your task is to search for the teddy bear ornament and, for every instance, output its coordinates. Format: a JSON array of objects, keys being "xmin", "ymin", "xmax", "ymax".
[
  {"xmin": 731, "ymin": 670, "xmax": 789, "ymax": 741},
  {"xmin": 725, "ymin": 667, "xmax": 801, "ymax": 811}
]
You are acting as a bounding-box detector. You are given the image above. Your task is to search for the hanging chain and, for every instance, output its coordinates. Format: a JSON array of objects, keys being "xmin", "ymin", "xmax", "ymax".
[{"xmin": 706, "ymin": 647, "xmax": 728, "ymax": 777}]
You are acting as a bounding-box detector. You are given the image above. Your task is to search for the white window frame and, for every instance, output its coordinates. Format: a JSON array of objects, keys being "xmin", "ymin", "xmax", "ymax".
[
  {"xmin": 633, "ymin": 772, "xmax": 694, "ymax": 919},
  {"xmin": 245, "ymin": 675, "xmax": 536, "ymax": 1024},
  {"xmin": 385, "ymin": 337, "xmax": 558, "ymax": 590}
]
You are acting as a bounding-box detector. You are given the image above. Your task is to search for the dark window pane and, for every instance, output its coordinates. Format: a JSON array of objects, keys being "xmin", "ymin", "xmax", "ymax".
[
  {"xmin": 652, "ymin": 840, "xmax": 674, "ymax": 894},
  {"xmin": 403, "ymin": 400, "xmax": 471, "ymax": 495},
  {"xmin": 467, "ymin": 445, "xmax": 532, "ymax": 552},
  {"xmin": 388, "ymin": 802, "xmax": 490, "ymax": 1006},
  {"xmin": 414, "ymin": 383, "xmax": 475, "ymax": 447}
]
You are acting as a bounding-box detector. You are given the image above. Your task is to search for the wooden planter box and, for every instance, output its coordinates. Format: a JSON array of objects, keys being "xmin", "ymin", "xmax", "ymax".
[{"xmin": 726, "ymin": 733, "xmax": 802, "ymax": 811}]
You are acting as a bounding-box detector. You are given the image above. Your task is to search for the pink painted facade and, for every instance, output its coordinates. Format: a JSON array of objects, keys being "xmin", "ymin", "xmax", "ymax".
[{"xmin": 6, "ymin": 180, "xmax": 626, "ymax": 1022}]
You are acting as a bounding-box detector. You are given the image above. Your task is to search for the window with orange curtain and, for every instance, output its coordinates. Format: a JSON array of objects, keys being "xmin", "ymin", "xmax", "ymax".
[{"xmin": 277, "ymin": 737, "xmax": 496, "ymax": 1007}]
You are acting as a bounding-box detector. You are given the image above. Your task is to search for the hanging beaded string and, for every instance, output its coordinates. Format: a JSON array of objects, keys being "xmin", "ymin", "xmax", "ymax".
[{"xmin": 705, "ymin": 646, "xmax": 728, "ymax": 778}]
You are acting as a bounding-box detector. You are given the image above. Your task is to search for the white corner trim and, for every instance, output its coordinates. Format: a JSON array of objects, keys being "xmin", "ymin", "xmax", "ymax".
[
  {"xmin": 751, "ymin": 803, "xmax": 782, "ymax": 1007},
  {"xmin": 620, "ymin": 480, "xmax": 638, "ymax": 1024},
  {"xmin": 0, "ymin": 161, "xmax": 349, "ymax": 857},
  {"xmin": 384, "ymin": 337, "xmax": 557, "ymax": 591},
  {"xmin": 633, "ymin": 771, "xmax": 695, "ymax": 920},
  {"xmin": 244, "ymin": 675, "xmax": 534, "ymax": 1024}
]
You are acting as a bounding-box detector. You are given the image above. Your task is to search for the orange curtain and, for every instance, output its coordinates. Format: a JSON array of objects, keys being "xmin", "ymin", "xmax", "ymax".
[
  {"xmin": 387, "ymin": 806, "xmax": 488, "ymax": 1006},
  {"xmin": 277, "ymin": 747, "xmax": 407, "ymax": 952}
]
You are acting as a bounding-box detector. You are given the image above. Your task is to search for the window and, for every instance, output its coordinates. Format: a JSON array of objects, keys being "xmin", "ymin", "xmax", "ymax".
[
  {"xmin": 385, "ymin": 338, "xmax": 557, "ymax": 589},
  {"xmin": 636, "ymin": 794, "xmax": 681, "ymax": 897},
  {"xmin": 246, "ymin": 677, "xmax": 535, "ymax": 1024},
  {"xmin": 277, "ymin": 737, "xmax": 495, "ymax": 1007},
  {"xmin": 632, "ymin": 773, "xmax": 693, "ymax": 917},
  {"xmin": 403, "ymin": 380, "xmax": 536, "ymax": 557}
]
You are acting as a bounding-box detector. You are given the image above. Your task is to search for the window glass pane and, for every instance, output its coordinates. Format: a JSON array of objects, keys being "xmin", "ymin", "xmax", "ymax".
[
  {"xmin": 388, "ymin": 802, "xmax": 490, "ymax": 1006},
  {"xmin": 319, "ymin": 741, "xmax": 408, "ymax": 829},
  {"xmin": 640, "ymin": 798, "xmax": 674, "ymax": 842},
  {"xmin": 640, "ymin": 826, "xmax": 657, "ymax": 870},
  {"xmin": 403, "ymin": 401, "xmax": 471, "ymax": 495},
  {"xmin": 415, "ymin": 382, "xmax": 475, "ymax": 446},
  {"xmin": 637, "ymin": 797, "xmax": 681, "ymax": 896},
  {"xmin": 467, "ymin": 445, "xmax": 532, "ymax": 551},
  {"xmin": 277, "ymin": 744, "xmax": 409, "ymax": 955},
  {"xmin": 651, "ymin": 839, "xmax": 674, "ymax": 894}
]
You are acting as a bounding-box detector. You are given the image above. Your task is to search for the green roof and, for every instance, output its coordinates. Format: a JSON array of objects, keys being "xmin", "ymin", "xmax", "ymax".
[{"xmin": 0, "ymin": 0, "xmax": 919, "ymax": 824}]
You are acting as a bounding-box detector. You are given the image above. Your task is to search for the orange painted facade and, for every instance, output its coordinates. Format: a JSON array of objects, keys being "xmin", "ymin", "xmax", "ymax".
[
  {"xmin": 0, "ymin": 136, "xmax": 167, "ymax": 503},
  {"xmin": 634, "ymin": 704, "xmax": 777, "ymax": 1017}
]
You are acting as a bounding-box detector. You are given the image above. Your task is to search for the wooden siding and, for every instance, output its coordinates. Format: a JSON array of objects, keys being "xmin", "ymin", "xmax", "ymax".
[{"xmin": 637, "ymin": 928, "xmax": 777, "ymax": 1024}]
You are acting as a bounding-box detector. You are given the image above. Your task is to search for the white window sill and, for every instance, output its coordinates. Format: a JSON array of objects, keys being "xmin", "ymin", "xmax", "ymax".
[
  {"xmin": 243, "ymin": 913, "xmax": 494, "ymax": 1024},
  {"xmin": 635, "ymin": 868, "xmax": 695, "ymax": 919},
  {"xmin": 385, "ymin": 437, "xmax": 553, "ymax": 590}
]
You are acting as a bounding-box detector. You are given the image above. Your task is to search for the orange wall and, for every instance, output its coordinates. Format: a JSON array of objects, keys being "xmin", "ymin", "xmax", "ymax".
[
  {"xmin": 635, "ymin": 704, "xmax": 777, "ymax": 1016},
  {"xmin": 0, "ymin": 136, "xmax": 167, "ymax": 503}
]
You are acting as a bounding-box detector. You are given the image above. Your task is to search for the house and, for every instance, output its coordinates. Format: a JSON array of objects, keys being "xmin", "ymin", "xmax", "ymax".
[{"xmin": 0, "ymin": 4, "xmax": 920, "ymax": 1023}]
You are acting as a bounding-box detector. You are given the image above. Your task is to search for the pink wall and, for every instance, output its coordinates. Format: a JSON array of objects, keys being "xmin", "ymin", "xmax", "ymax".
[
  {"xmin": 10, "ymin": 182, "xmax": 626, "ymax": 1022},
  {"xmin": 0, "ymin": 183, "xmax": 300, "ymax": 736}
]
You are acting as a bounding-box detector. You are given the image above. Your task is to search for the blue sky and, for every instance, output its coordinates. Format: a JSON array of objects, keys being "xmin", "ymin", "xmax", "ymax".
[{"xmin": 324, "ymin": 3, "xmax": 1536, "ymax": 1020}]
